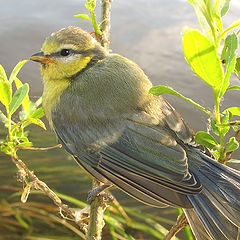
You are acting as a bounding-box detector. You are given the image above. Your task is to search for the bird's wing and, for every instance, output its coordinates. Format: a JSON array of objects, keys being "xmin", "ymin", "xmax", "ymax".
[{"xmin": 52, "ymin": 97, "xmax": 202, "ymax": 208}]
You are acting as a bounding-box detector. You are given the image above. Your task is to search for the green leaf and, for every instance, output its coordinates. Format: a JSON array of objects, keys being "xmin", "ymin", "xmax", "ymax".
[
  {"xmin": 17, "ymin": 141, "xmax": 33, "ymax": 148},
  {"xmin": 9, "ymin": 60, "xmax": 28, "ymax": 83},
  {"xmin": 227, "ymin": 86, "xmax": 240, "ymax": 91},
  {"xmin": 74, "ymin": 14, "xmax": 91, "ymax": 21},
  {"xmin": 182, "ymin": 29, "xmax": 224, "ymax": 90},
  {"xmin": 150, "ymin": 85, "xmax": 210, "ymax": 114},
  {"xmin": 0, "ymin": 64, "xmax": 8, "ymax": 81},
  {"xmin": 220, "ymin": 111, "xmax": 231, "ymax": 135},
  {"xmin": 224, "ymin": 107, "xmax": 240, "ymax": 116},
  {"xmin": 29, "ymin": 107, "xmax": 45, "ymax": 119},
  {"xmin": 24, "ymin": 118, "xmax": 46, "ymax": 130},
  {"xmin": 220, "ymin": 0, "xmax": 231, "ymax": 17},
  {"xmin": 210, "ymin": 117, "xmax": 220, "ymax": 135},
  {"xmin": 14, "ymin": 77, "xmax": 30, "ymax": 115},
  {"xmin": 85, "ymin": 0, "xmax": 96, "ymax": 10},
  {"xmin": 235, "ymin": 57, "xmax": 240, "ymax": 74},
  {"xmin": 9, "ymin": 83, "xmax": 29, "ymax": 115},
  {"xmin": 221, "ymin": 33, "xmax": 238, "ymax": 66},
  {"xmin": 195, "ymin": 131, "xmax": 218, "ymax": 149},
  {"xmin": 213, "ymin": 150, "xmax": 220, "ymax": 159},
  {"xmin": 0, "ymin": 80, "xmax": 12, "ymax": 106},
  {"xmin": 226, "ymin": 137, "xmax": 239, "ymax": 153}
]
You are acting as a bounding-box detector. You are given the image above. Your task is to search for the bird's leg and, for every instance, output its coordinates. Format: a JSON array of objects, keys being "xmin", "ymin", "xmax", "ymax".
[{"xmin": 87, "ymin": 184, "xmax": 113, "ymax": 203}]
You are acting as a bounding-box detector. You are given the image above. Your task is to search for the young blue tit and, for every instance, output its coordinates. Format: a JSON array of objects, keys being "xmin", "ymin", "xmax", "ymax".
[{"xmin": 30, "ymin": 26, "xmax": 240, "ymax": 240}]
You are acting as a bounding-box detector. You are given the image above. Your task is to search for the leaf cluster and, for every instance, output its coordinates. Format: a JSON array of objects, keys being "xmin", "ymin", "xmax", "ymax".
[
  {"xmin": 150, "ymin": 0, "xmax": 240, "ymax": 164},
  {"xmin": 0, "ymin": 61, "xmax": 45, "ymax": 155}
]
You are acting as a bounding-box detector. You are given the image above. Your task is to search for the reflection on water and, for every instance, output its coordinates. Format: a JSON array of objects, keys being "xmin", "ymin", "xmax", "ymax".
[{"xmin": 0, "ymin": 0, "xmax": 240, "ymax": 239}]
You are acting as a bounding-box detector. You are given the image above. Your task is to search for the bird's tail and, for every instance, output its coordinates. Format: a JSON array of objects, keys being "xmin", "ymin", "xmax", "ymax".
[{"xmin": 186, "ymin": 150, "xmax": 240, "ymax": 240}]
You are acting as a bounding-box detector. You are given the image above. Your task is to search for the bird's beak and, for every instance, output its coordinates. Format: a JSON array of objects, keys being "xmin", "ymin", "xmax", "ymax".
[{"xmin": 30, "ymin": 52, "xmax": 56, "ymax": 64}]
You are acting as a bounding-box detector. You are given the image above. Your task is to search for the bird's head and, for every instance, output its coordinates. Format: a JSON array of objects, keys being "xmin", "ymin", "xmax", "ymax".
[{"xmin": 30, "ymin": 26, "xmax": 106, "ymax": 81}]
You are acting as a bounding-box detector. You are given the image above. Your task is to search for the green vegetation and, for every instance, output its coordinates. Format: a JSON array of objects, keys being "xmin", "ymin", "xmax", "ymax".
[{"xmin": 150, "ymin": 0, "xmax": 240, "ymax": 164}]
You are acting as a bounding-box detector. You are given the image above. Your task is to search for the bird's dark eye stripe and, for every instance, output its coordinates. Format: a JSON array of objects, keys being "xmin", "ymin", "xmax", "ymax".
[{"xmin": 49, "ymin": 48, "xmax": 100, "ymax": 58}]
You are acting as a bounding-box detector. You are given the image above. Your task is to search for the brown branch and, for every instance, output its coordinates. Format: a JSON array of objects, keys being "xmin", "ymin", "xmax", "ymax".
[
  {"xmin": 11, "ymin": 155, "xmax": 89, "ymax": 231},
  {"xmin": 16, "ymin": 144, "xmax": 62, "ymax": 151},
  {"xmin": 163, "ymin": 213, "xmax": 189, "ymax": 240}
]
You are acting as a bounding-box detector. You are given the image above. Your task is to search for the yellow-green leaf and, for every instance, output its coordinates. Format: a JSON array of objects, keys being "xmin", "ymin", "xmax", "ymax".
[
  {"xmin": 0, "ymin": 80, "xmax": 12, "ymax": 106},
  {"xmin": 9, "ymin": 60, "xmax": 28, "ymax": 83},
  {"xmin": 0, "ymin": 64, "xmax": 8, "ymax": 81},
  {"xmin": 15, "ymin": 77, "xmax": 31, "ymax": 117},
  {"xmin": 182, "ymin": 29, "xmax": 224, "ymax": 90},
  {"xmin": 224, "ymin": 107, "xmax": 240, "ymax": 117},
  {"xmin": 24, "ymin": 118, "xmax": 46, "ymax": 130},
  {"xmin": 9, "ymin": 83, "xmax": 29, "ymax": 115},
  {"xmin": 195, "ymin": 131, "xmax": 218, "ymax": 149}
]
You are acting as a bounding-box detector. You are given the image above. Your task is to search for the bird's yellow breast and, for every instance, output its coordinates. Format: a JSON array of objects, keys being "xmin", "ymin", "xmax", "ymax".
[{"xmin": 42, "ymin": 78, "xmax": 71, "ymax": 127}]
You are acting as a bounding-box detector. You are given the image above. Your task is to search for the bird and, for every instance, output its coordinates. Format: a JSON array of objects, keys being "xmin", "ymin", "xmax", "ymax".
[{"xmin": 30, "ymin": 26, "xmax": 240, "ymax": 240}]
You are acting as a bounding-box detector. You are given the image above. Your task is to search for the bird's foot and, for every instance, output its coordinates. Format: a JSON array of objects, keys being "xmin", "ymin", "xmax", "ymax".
[{"xmin": 87, "ymin": 184, "xmax": 113, "ymax": 203}]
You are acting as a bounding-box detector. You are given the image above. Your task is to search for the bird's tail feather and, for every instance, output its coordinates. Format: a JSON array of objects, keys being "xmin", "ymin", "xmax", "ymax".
[{"xmin": 187, "ymin": 151, "xmax": 240, "ymax": 240}]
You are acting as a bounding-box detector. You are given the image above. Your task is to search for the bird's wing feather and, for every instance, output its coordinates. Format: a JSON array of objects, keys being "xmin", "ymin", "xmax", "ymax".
[{"xmin": 52, "ymin": 100, "xmax": 202, "ymax": 208}]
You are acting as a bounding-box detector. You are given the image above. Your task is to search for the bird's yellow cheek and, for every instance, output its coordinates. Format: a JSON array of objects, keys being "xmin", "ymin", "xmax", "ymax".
[{"xmin": 41, "ymin": 56, "xmax": 91, "ymax": 81}]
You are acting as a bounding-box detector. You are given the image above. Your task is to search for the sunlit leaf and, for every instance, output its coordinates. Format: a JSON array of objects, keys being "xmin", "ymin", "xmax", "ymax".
[
  {"xmin": 17, "ymin": 141, "xmax": 33, "ymax": 148},
  {"xmin": 74, "ymin": 14, "xmax": 91, "ymax": 21},
  {"xmin": 220, "ymin": 0, "xmax": 231, "ymax": 17},
  {"xmin": 150, "ymin": 85, "xmax": 210, "ymax": 114},
  {"xmin": 224, "ymin": 107, "xmax": 240, "ymax": 116},
  {"xmin": 29, "ymin": 107, "xmax": 45, "ymax": 119},
  {"xmin": 226, "ymin": 137, "xmax": 239, "ymax": 153},
  {"xmin": 23, "ymin": 118, "xmax": 46, "ymax": 130},
  {"xmin": 182, "ymin": 29, "xmax": 224, "ymax": 91},
  {"xmin": 14, "ymin": 77, "xmax": 30, "ymax": 116},
  {"xmin": 195, "ymin": 131, "xmax": 218, "ymax": 149},
  {"xmin": 9, "ymin": 60, "xmax": 28, "ymax": 83},
  {"xmin": 9, "ymin": 83, "xmax": 29, "ymax": 115},
  {"xmin": 235, "ymin": 57, "xmax": 240, "ymax": 74},
  {"xmin": 227, "ymin": 86, "xmax": 240, "ymax": 91},
  {"xmin": 210, "ymin": 117, "xmax": 220, "ymax": 135},
  {"xmin": 0, "ymin": 80, "xmax": 12, "ymax": 106},
  {"xmin": 0, "ymin": 64, "xmax": 8, "ymax": 81}
]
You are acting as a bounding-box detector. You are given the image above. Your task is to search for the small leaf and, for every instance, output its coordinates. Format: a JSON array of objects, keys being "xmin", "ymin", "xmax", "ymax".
[
  {"xmin": 0, "ymin": 80, "xmax": 12, "ymax": 106},
  {"xmin": 210, "ymin": 117, "xmax": 219, "ymax": 135},
  {"xmin": 182, "ymin": 29, "xmax": 224, "ymax": 90},
  {"xmin": 150, "ymin": 85, "xmax": 210, "ymax": 114},
  {"xmin": 227, "ymin": 86, "xmax": 240, "ymax": 91},
  {"xmin": 226, "ymin": 137, "xmax": 239, "ymax": 153},
  {"xmin": 9, "ymin": 60, "xmax": 28, "ymax": 83},
  {"xmin": 29, "ymin": 107, "xmax": 45, "ymax": 119},
  {"xmin": 24, "ymin": 118, "xmax": 46, "ymax": 130},
  {"xmin": 9, "ymin": 83, "xmax": 29, "ymax": 115},
  {"xmin": 0, "ymin": 64, "xmax": 8, "ymax": 81},
  {"xmin": 221, "ymin": 33, "xmax": 238, "ymax": 66},
  {"xmin": 17, "ymin": 141, "xmax": 33, "ymax": 148},
  {"xmin": 74, "ymin": 14, "xmax": 91, "ymax": 21},
  {"xmin": 220, "ymin": 111, "xmax": 230, "ymax": 135},
  {"xmin": 213, "ymin": 150, "xmax": 220, "ymax": 159},
  {"xmin": 15, "ymin": 77, "xmax": 30, "ymax": 116},
  {"xmin": 224, "ymin": 107, "xmax": 240, "ymax": 117},
  {"xmin": 195, "ymin": 131, "xmax": 218, "ymax": 149},
  {"xmin": 235, "ymin": 57, "xmax": 240, "ymax": 74},
  {"xmin": 220, "ymin": 0, "xmax": 231, "ymax": 17}
]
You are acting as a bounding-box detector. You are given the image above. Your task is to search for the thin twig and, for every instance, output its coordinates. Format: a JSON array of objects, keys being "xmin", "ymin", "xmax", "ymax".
[
  {"xmin": 16, "ymin": 144, "xmax": 62, "ymax": 151},
  {"xmin": 11, "ymin": 155, "xmax": 88, "ymax": 230},
  {"xmin": 163, "ymin": 213, "xmax": 189, "ymax": 240}
]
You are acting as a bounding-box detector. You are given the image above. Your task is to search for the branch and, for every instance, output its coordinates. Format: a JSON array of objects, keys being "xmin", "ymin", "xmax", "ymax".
[
  {"xmin": 11, "ymin": 155, "xmax": 89, "ymax": 234},
  {"xmin": 163, "ymin": 213, "xmax": 188, "ymax": 240},
  {"xmin": 87, "ymin": 1, "xmax": 113, "ymax": 239}
]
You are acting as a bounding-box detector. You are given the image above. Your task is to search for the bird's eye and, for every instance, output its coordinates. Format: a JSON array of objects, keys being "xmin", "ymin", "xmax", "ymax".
[{"xmin": 60, "ymin": 49, "xmax": 70, "ymax": 56}]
